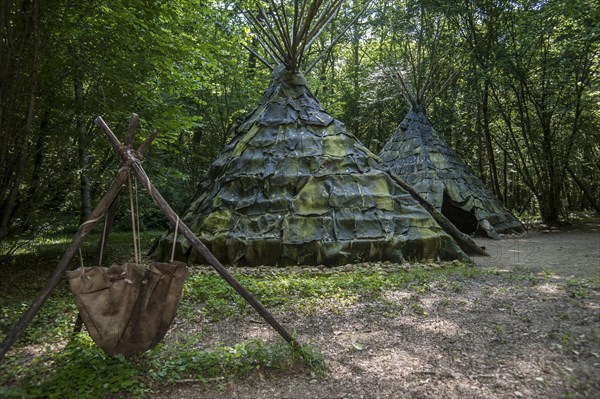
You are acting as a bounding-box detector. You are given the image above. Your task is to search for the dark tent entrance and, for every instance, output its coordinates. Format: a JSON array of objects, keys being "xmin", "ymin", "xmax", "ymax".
[{"xmin": 441, "ymin": 192, "xmax": 478, "ymax": 236}]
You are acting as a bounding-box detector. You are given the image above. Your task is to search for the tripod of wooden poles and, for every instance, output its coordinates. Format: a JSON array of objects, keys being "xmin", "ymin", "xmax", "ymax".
[{"xmin": 0, "ymin": 114, "xmax": 298, "ymax": 361}]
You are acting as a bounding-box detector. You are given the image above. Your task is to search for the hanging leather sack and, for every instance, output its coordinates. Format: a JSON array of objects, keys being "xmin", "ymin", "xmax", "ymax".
[{"xmin": 66, "ymin": 261, "xmax": 187, "ymax": 356}]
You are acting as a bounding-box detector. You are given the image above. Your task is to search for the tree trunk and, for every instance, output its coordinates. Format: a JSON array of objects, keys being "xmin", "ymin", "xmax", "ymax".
[
  {"xmin": 18, "ymin": 120, "xmax": 47, "ymax": 228},
  {"xmin": 502, "ymin": 147, "xmax": 509, "ymax": 208},
  {"xmin": 482, "ymin": 80, "xmax": 502, "ymax": 200},
  {"xmin": 477, "ymin": 123, "xmax": 485, "ymax": 181},
  {"xmin": 538, "ymin": 187, "xmax": 561, "ymax": 224},
  {"xmin": 75, "ymin": 79, "xmax": 92, "ymax": 221},
  {"xmin": 351, "ymin": 1, "xmax": 361, "ymax": 138},
  {"xmin": 567, "ymin": 164, "xmax": 600, "ymax": 213},
  {"xmin": 0, "ymin": 0, "xmax": 40, "ymax": 240}
]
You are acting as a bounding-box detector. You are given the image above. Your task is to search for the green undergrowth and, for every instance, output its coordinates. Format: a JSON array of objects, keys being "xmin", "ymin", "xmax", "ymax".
[
  {"xmin": 181, "ymin": 260, "xmax": 488, "ymax": 320},
  {"xmin": 0, "ymin": 333, "xmax": 318, "ymax": 399}
]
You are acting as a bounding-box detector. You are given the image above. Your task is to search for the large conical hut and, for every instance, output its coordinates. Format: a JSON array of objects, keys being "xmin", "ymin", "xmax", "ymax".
[
  {"xmin": 152, "ymin": 0, "xmax": 467, "ymax": 266},
  {"xmin": 379, "ymin": 65, "xmax": 524, "ymax": 238}
]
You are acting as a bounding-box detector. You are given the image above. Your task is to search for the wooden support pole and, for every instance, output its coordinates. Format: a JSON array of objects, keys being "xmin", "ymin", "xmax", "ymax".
[
  {"xmin": 0, "ymin": 167, "xmax": 131, "ymax": 361},
  {"xmin": 76, "ymin": 113, "xmax": 150, "ymax": 333},
  {"xmin": 95, "ymin": 116, "xmax": 299, "ymax": 348},
  {"xmin": 388, "ymin": 174, "xmax": 489, "ymax": 257}
]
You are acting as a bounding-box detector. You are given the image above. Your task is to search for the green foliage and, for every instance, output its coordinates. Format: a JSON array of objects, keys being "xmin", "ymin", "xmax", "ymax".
[
  {"xmin": 32, "ymin": 335, "xmax": 146, "ymax": 399},
  {"xmin": 2, "ymin": 0, "xmax": 599, "ymax": 242},
  {"xmin": 181, "ymin": 260, "xmax": 479, "ymax": 321},
  {"xmin": 148, "ymin": 337, "xmax": 321, "ymax": 383},
  {"xmin": 1, "ymin": 332, "xmax": 318, "ymax": 399},
  {"xmin": 1, "ymin": 0, "xmax": 599, "ymax": 245},
  {"xmin": 562, "ymin": 278, "xmax": 595, "ymax": 299},
  {"xmin": 0, "ymin": 0, "xmax": 265, "ymax": 240}
]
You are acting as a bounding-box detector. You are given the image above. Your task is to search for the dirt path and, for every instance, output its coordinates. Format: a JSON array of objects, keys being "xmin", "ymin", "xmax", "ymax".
[
  {"xmin": 157, "ymin": 223, "xmax": 600, "ymax": 399},
  {"xmin": 474, "ymin": 221, "xmax": 600, "ymax": 279}
]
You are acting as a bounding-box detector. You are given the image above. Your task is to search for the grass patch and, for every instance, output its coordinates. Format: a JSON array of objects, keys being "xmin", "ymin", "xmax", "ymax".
[
  {"xmin": 0, "ymin": 333, "xmax": 318, "ymax": 399},
  {"xmin": 181, "ymin": 260, "xmax": 485, "ymax": 320},
  {"xmin": 561, "ymin": 277, "xmax": 597, "ymax": 299}
]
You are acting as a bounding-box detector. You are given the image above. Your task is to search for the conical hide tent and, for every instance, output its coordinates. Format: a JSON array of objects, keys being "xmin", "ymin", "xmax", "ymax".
[
  {"xmin": 152, "ymin": 67, "xmax": 467, "ymax": 266},
  {"xmin": 380, "ymin": 108, "xmax": 524, "ymax": 239}
]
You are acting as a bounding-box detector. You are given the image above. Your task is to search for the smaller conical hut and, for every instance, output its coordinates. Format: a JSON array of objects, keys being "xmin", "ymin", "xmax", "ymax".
[
  {"xmin": 377, "ymin": 17, "xmax": 524, "ymax": 240},
  {"xmin": 380, "ymin": 106, "xmax": 524, "ymax": 238}
]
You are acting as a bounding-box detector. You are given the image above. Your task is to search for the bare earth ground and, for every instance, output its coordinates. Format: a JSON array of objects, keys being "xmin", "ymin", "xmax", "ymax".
[{"xmin": 158, "ymin": 221, "xmax": 600, "ymax": 399}]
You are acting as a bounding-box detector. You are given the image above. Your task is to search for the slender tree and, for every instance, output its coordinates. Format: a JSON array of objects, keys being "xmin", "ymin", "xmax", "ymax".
[{"xmin": 0, "ymin": 0, "xmax": 41, "ymax": 240}]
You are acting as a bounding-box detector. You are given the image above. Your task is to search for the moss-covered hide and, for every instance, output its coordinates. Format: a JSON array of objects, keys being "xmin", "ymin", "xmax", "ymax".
[
  {"xmin": 152, "ymin": 68, "xmax": 466, "ymax": 266},
  {"xmin": 380, "ymin": 109, "xmax": 524, "ymax": 238}
]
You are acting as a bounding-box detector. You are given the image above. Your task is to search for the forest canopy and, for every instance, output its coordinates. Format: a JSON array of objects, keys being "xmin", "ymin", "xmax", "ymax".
[{"xmin": 1, "ymin": 0, "xmax": 598, "ymax": 244}]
